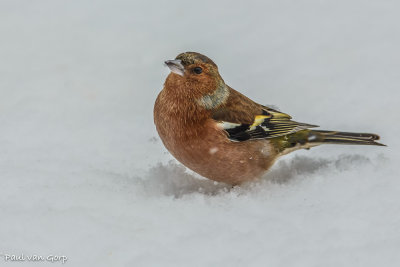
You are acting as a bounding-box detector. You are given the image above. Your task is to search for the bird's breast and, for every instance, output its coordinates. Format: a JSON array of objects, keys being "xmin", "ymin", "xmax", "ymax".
[{"xmin": 154, "ymin": 89, "xmax": 276, "ymax": 184}]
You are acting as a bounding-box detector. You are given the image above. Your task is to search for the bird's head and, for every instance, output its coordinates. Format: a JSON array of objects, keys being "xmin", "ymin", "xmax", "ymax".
[{"xmin": 164, "ymin": 52, "xmax": 226, "ymax": 98}]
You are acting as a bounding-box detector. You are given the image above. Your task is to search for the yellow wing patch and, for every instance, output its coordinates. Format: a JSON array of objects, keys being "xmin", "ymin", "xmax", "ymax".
[
  {"xmin": 265, "ymin": 108, "xmax": 292, "ymax": 120},
  {"xmin": 250, "ymin": 115, "xmax": 271, "ymax": 130},
  {"xmin": 217, "ymin": 106, "xmax": 318, "ymax": 142}
]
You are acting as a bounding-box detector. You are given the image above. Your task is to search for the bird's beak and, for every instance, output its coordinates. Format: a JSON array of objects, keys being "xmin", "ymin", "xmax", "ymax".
[{"xmin": 164, "ymin": 59, "xmax": 185, "ymax": 76}]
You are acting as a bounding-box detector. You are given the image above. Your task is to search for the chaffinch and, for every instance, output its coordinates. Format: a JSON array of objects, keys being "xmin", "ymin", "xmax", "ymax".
[{"xmin": 154, "ymin": 52, "xmax": 384, "ymax": 185}]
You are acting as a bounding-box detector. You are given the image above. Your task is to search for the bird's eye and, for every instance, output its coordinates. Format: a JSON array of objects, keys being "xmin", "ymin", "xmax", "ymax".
[{"xmin": 193, "ymin": 67, "xmax": 203, "ymax": 74}]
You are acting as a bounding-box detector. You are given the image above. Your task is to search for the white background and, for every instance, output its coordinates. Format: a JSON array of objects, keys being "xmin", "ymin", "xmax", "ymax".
[{"xmin": 1, "ymin": 0, "xmax": 399, "ymax": 266}]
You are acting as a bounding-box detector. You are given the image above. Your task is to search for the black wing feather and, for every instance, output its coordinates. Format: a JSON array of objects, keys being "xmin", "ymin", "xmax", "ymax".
[{"xmin": 219, "ymin": 107, "xmax": 318, "ymax": 142}]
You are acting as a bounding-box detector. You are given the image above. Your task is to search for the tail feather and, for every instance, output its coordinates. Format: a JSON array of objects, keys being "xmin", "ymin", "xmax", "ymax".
[
  {"xmin": 273, "ymin": 129, "xmax": 385, "ymax": 155},
  {"xmin": 310, "ymin": 130, "xmax": 385, "ymax": 146}
]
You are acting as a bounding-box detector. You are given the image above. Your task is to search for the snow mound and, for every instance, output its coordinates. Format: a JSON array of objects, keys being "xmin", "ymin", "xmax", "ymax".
[{"xmin": 135, "ymin": 154, "xmax": 383, "ymax": 198}]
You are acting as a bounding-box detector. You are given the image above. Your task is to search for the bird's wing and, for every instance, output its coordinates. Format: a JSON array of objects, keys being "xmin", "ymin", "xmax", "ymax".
[{"xmin": 211, "ymin": 89, "xmax": 318, "ymax": 141}]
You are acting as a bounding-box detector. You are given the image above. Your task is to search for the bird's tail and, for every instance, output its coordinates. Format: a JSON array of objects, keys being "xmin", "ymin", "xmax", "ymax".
[
  {"xmin": 309, "ymin": 130, "xmax": 385, "ymax": 146},
  {"xmin": 273, "ymin": 130, "xmax": 385, "ymax": 155}
]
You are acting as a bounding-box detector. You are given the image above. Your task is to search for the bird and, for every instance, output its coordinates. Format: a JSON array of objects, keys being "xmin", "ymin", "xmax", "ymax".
[{"xmin": 154, "ymin": 52, "xmax": 385, "ymax": 185}]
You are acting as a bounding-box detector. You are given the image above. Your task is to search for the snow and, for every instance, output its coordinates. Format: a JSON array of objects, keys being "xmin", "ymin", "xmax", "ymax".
[{"xmin": 1, "ymin": 0, "xmax": 399, "ymax": 266}]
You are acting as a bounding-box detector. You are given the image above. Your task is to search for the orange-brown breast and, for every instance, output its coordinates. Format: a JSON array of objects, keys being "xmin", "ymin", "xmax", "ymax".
[{"xmin": 154, "ymin": 80, "xmax": 277, "ymax": 185}]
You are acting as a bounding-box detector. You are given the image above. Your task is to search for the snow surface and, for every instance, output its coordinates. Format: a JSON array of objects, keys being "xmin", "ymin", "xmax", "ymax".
[{"xmin": 1, "ymin": 0, "xmax": 399, "ymax": 266}]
